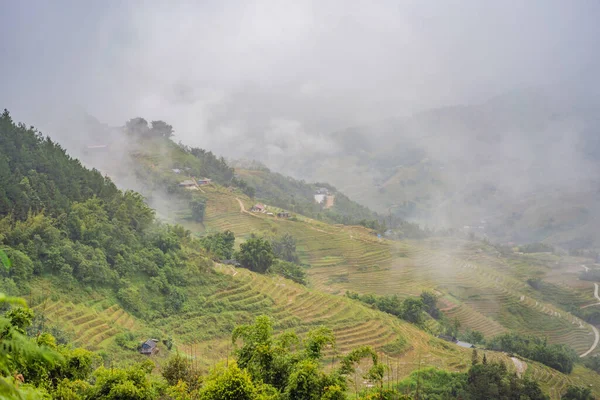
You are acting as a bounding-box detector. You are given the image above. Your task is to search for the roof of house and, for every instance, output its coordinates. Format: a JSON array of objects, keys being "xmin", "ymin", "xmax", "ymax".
[
  {"xmin": 143, "ymin": 339, "xmax": 158, "ymax": 348},
  {"xmin": 198, "ymin": 177, "xmax": 211, "ymax": 181},
  {"xmin": 456, "ymin": 341, "xmax": 474, "ymax": 348},
  {"xmin": 179, "ymin": 180, "xmax": 196, "ymax": 186},
  {"xmin": 253, "ymin": 203, "xmax": 266, "ymax": 209}
]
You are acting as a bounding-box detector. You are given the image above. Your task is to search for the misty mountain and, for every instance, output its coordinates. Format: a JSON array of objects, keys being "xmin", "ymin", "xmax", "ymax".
[{"xmin": 265, "ymin": 85, "xmax": 600, "ymax": 249}]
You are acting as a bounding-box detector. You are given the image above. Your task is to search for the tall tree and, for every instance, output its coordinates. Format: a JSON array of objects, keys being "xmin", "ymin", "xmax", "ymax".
[{"xmin": 236, "ymin": 236, "xmax": 274, "ymax": 273}]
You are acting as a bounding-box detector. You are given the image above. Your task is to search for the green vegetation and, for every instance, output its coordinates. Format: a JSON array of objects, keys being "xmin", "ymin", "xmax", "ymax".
[
  {"xmin": 519, "ymin": 243, "xmax": 555, "ymax": 254},
  {"xmin": 394, "ymin": 360, "xmax": 548, "ymax": 400},
  {"xmin": 271, "ymin": 233, "xmax": 300, "ymax": 264},
  {"xmin": 562, "ymin": 385, "xmax": 595, "ymax": 400},
  {"xmin": 582, "ymin": 354, "xmax": 600, "ymax": 373},
  {"xmin": 236, "ymin": 235, "xmax": 275, "ymax": 273},
  {"xmin": 199, "ymin": 230, "xmax": 236, "ymax": 260},
  {"xmin": 268, "ymin": 260, "xmax": 307, "ymax": 286},
  {"xmin": 487, "ymin": 333, "xmax": 578, "ymax": 374},
  {"xmin": 346, "ymin": 292, "xmax": 438, "ymax": 325}
]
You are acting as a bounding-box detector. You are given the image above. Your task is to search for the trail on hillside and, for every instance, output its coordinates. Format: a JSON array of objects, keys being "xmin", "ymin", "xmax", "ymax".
[
  {"xmin": 236, "ymin": 197, "xmax": 261, "ymax": 219},
  {"xmin": 236, "ymin": 197, "xmax": 247, "ymax": 212},
  {"xmin": 580, "ymin": 283, "xmax": 600, "ymax": 309},
  {"xmin": 580, "ymin": 324, "xmax": 599, "ymax": 357}
]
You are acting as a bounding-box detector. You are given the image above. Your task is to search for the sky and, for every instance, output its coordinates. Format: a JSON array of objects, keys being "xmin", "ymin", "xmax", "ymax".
[{"xmin": 1, "ymin": 0, "xmax": 599, "ymax": 157}]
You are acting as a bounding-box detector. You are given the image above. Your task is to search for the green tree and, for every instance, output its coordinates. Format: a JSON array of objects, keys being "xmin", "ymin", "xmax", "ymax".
[
  {"xmin": 268, "ymin": 260, "xmax": 307, "ymax": 285},
  {"xmin": 236, "ymin": 236, "xmax": 274, "ymax": 273},
  {"xmin": 162, "ymin": 353, "xmax": 199, "ymax": 388},
  {"xmin": 271, "ymin": 234, "xmax": 299, "ymax": 264},
  {"xmin": 420, "ymin": 291, "xmax": 440, "ymax": 319},
  {"xmin": 199, "ymin": 362, "xmax": 257, "ymax": 400},
  {"xmin": 189, "ymin": 199, "xmax": 206, "ymax": 223},
  {"xmin": 401, "ymin": 297, "xmax": 425, "ymax": 324},
  {"xmin": 150, "ymin": 120, "xmax": 174, "ymax": 138},
  {"xmin": 562, "ymin": 385, "xmax": 594, "ymax": 400},
  {"xmin": 199, "ymin": 230, "xmax": 235, "ymax": 260}
]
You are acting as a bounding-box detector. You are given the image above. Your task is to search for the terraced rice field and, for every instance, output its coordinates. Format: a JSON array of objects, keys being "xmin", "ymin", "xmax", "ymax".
[
  {"xmin": 170, "ymin": 264, "xmax": 479, "ymax": 373},
  {"xmin": 306, "ymin": 238, "xmax": 598, "ymax": 357},
  {"xmin": 32, "ymin": 297, "xmax": 139, "ymax": 349}
]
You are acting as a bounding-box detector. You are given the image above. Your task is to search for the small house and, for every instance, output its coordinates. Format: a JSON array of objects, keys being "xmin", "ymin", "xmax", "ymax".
[
  {"xmin": 140, "ymin": 339, "xmax": 159, "ymax": 355},
  {"xmin": 266, "ymin": 212, "xmax": 274, "ymax": 216},
  {"xmin": 456, "ymin": 341, "xmax": 475, "ymax": 348},
  {"xmin": 251, "ymin": 204, "xmax": 266, "ymax": 212},
  {"xmin": 198, "ymin": 177, "xmax": 212, "ymax": 185},
  {"xmin": 179, "ymin": 180, "xmax": 197, "ymax": 190},
  {"xmin": 277, "ymin": 212, "xmax": 291, "ymax": 218}
]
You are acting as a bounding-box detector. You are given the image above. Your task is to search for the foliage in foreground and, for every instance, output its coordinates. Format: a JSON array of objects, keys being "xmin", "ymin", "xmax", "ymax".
[{"xmin": 394, "ymin": 357, "xmax": 548, "ymax": 400}]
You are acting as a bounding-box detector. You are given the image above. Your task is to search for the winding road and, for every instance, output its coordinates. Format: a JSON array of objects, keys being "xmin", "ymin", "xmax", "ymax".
[
  {"xmin": 579, "ymin": 283, "xmax": 600, "ymax": 357},
  {"xmin": 580, "ymin": 283, "xmax": 600, "ymax": 309}
]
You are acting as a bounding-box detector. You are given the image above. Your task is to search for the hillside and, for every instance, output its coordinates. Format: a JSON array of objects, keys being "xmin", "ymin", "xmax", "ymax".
[{"xmin": 3, "ymin": 111, "xmax": 600, "ymax": 398}]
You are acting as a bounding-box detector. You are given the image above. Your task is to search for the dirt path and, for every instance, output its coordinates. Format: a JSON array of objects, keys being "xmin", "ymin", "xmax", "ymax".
[
  {"xmin": 236, "ymin": 197, "xmax": 247, "ymax": 212},
  {"xmin": 580, "ymin": 283, "xmax": 600, "ymax": 309},
  {"xmin": 236, "ymin": 197, "xmax": 261, "ymax": 219},
  {"xmin": 580, "ymin": 324, "xmax": 599, "ymax": 358},
  {"xmin": 511, "ymin": 357, "xmax": 527, "ymax": 377}
]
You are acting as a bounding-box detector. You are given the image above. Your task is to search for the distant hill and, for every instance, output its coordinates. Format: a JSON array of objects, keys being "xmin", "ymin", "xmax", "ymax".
[{"xmin": 276, "ymin": 86, "xmax": 600, "ymax": 250}]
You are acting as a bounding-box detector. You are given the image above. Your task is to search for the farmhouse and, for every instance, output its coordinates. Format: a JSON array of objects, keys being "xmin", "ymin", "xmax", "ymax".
[
  {"xmin": 277, "ymin": 212, "xmax": 291, "ymax": 218},
  {"xmin": 198, "ymin": 177, "xmax": 212, "ymax": 185},
  {"xmin": 140, "ymin": 339, "xmax": 159, "ymax": 355},
  {"xmin": 178, "ymin": 180, "xmax": 197, "ymax": 190},
  {"xmin": 456, "ymin": 340, "xmax": 475, "ymax": 348},
  {"xmin": 251, "ymin": 203, "xmax": 266, "ymax": 212}
]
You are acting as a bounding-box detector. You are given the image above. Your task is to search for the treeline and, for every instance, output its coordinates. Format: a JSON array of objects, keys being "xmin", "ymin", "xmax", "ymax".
[
  {"xmin": 0, "ymin": 111, "xmax": 213, "ymax": 317},
  {"xmin": 0, "ymin": 110, "xmax": 119, "ymax": 220},
  {"xmin": 346, "ymin": 291, "xmax": 441, "ymax": 324}
]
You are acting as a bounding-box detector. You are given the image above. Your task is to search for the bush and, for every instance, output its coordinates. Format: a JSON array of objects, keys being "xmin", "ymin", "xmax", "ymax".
[{"xmin": 268, "ymin": 260, "xmax": 307, "ymax": 285}]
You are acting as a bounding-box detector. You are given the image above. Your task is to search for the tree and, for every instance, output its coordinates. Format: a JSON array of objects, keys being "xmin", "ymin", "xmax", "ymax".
[
  {"xmin": 401, "ymin": 297, "xmax": 425, "ymax": 324},
  {"xmin": 271, "ymin": 234, "xmax": 299, "ymax": 264},
  {"xmin": 268, "ymin": 260, "xmax": 307, "ymax": 285},
  {"xmin": 199, "ymin": 362, "xmax": 257, "ymax": 400},
  {"xmin": 562, "ymin": 385, "xmax": 594, "ymax": 400},
  {"xmin": 190, "ymin": 199, "xmax": 206, "ymax": 223},
  {"xmin": 236, "ymin": 236, "xmax": 274, "ymax": 273},
  {"xmin": 420, "ymin": 291, "xmax": 440, "ymax": 319},
  {"xmin": 150, "ymin": 120, "xmax": 174, "ymax": 138},
  {"xmin": 162, "ymin": 353, "xmax": 198, "ymax": 388},
  {"xmin": 124, "ymin": 117, "xmax": 149, "ymax": 135},
  {"xmin": 199, "ymin": 230, "xmax": 235, "ymax": 260}
]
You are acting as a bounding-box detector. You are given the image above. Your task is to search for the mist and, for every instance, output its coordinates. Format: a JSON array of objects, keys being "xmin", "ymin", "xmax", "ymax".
[{"xmin": 2, "ymin": 0, "xmax": 600, "ymax": 246}]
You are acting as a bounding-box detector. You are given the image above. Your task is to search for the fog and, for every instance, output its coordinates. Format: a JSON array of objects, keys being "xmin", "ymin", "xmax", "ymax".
[{"xmin": 2, "ymin": 0, "xmax": 600, "ymax": 245}]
